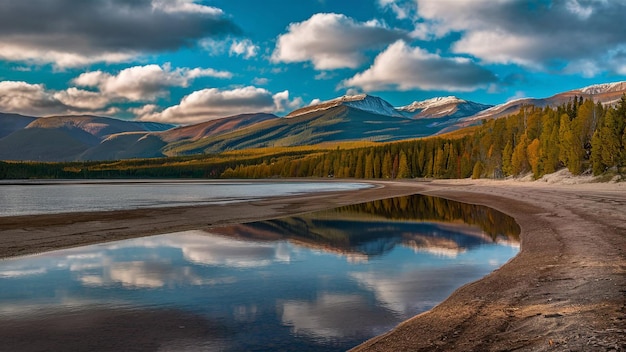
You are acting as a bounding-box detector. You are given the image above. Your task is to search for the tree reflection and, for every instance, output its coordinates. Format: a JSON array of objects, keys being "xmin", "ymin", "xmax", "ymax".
[{"xmin": 211, "ymin": 195, "xmax": 520, "ymax": 258}]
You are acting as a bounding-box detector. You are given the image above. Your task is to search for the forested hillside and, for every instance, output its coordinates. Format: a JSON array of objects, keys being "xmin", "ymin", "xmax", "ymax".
[
  {"xmin": 222, "ymin": 96, "xmax": 626, "ymax": 179},
  {"xmin": 1, "ymin": 96, "xmax": 624, "ymax": 180}
]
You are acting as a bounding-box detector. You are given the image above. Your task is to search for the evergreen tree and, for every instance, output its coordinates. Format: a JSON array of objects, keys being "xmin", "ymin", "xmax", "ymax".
[
  {"xmin": 527, "ymin": 138, "xmax": 541, "ymax": 178},
  {"xmin": 472, "ymin": 161, "xmax": 483, "ymax": 179},
  {"xmin": 511, "ymin": 134, "xmax": 529, "ymax": 175},
  {"xmin": 502, "ymin": 141, "xmax": 513, "ymax": 176},
  {"xmin": 382, "ymin": 151, "xmax": 392, "ymax": 178},
  {"xmin": 397, "ymin": 150, "xmax": 410, "ymax": 178},
  {"xmin": 364, "ymin": 152, "xmax": 374, "ymax": 178}
]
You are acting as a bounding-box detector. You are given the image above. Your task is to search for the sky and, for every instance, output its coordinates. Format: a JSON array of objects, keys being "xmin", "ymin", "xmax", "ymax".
[{"xmin": 0, "ymin": 0, "xmax": 625, "ymax": 125}]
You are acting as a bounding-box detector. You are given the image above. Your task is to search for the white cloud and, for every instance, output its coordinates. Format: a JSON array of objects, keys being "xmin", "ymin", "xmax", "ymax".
[
  {"xmin": 271, "ymin": 13, "xmax": 406, "ymax": 70},
  {"xmin": 229, "ymin": 39, "xmax": 259, "ymax": 59},
  {"xmin": 0, "ymin": 81, "xmax": 124, "ymax": 116},
  {"xmin": 413, "ymin": 0, "xmax": 626, "ymax": 76},
  {"xmin": 202, "ymin": 37, "xmax": 260, "ymax": 59},
  {"xmin": 0, "ymin": 44, "xmax": 136, "ymax": 69},
  {"xmin": 273, "ymin": 90, "xmax": 304, "ymax": 113},
  {"xmin": 136, "ymin": 86, "xmax": 303, "ymax": 124},
  {"xmin": 53, "ymin": 87, "xmax": 111, "ymax": 110},
  {"xmin": 0, "ymin": 63, "xmax": 233, "ymax": 117},
  {"xmin": 74, "ymin": 64, "xmax": 232, "ymax": 101},
  {"xmin": 378, "ymin": 0, "xmax": 415, "ymax": 20},
  {"xmin": 309, "ymin": 98, "xmax": 322, "ymax": 106},
  {"xmin": 253, "ymin": 77, "xmax": 269, "ymax": 85},
  {"xmin": 151, "ymin": 0, "xmax": 224, "ymax": 15},
  {"xmin": 0, "ymin": 81, "xmax": 76, "ymax": 116},
  {"xmin": 342, "ymin": 40, "xmax": 497, "ymax": 92},
  {"xmin": 0, "ymin": 0, "xmax": 238, "ymax": 68}
]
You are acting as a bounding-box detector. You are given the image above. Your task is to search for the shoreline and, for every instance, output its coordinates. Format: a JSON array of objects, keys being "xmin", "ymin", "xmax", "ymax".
[{"xmin": 1, "ymin": 179, "xmax": 624, "ymax": 351}]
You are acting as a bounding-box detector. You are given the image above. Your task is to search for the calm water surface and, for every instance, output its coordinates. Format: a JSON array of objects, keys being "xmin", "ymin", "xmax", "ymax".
[
  {"xmin": 0, "ymin": 180, "xmax": 370, "ymax": 217},
  {"xmin": 0, "ymin": 195, "xmax": 520, "ymax": 351}
]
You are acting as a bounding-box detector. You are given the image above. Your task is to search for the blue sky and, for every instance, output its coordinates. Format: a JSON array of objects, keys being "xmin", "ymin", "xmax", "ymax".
[{"xmin": 0, "ymin": 0, "xmax": 625, "ymax": 124}]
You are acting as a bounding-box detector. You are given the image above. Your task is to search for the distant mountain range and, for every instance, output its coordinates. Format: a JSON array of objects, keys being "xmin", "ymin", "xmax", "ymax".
[{"xmin": 1, "ymin": 81, "xmax": 624, "ymax": 162}]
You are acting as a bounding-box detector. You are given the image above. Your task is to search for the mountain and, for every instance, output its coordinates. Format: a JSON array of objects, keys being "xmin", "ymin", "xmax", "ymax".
[
  {"xmin": 448, "ymin": 81, "xmax": 626, "ymax": 131},
  {"xmin": 165, "ymin": 105, "xmax": 441, "ymax": 155},
  {"xmin": 160, "ymin": 113, "xmax": 278, "ymax": 143},
  {"xmin": 0, "ymin": 115, "xmax": 173, "ymax": 161},
  {"xmin": 0, "ymin": 113, "xmax": 37, "ymax": 139},
  {"xmin": 397, "ymin": 96, "xmax": 492, "ymax": 119},
  {"xmin": 288, "ymin": 94, "xmax": 405, "ymax": 118},
  {"xmin": 1, "ymin": 81, "xmax": 624, "ymax": 162}
]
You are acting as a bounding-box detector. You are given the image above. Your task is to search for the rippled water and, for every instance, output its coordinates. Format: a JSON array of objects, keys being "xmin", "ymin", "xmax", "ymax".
[
  {"xmin": 0, "ymin": 195, "xmax": 520, "ymax": 351},
  {"xmin": 0, "ymin": 180, "xmax": 370, "ymax": 216}
]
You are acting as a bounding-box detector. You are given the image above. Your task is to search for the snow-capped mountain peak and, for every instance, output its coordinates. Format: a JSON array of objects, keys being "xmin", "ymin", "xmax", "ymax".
[
  {"xmin": 397, "ymin": 96, "xmax": 492, "ymax": 120},
  {"xmin": 579, "ymin": 81, "xmax": 626, "ymax": 95},
  {"xmin": 287, "ymin": 94, "xmax": 404, "ymax": 118},
  {"xmin": 397, "ymin": 96, "xmax": 465, "ymax": 113},
  {"xmin": 341, "ymin": 95, "xmax": 405, "ymax": 117}
]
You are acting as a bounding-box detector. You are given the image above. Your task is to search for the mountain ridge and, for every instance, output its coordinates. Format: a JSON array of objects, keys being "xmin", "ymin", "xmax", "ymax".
[{"xmin": 0, "ymin": 81, "xmax": 624, "ymax": 161}]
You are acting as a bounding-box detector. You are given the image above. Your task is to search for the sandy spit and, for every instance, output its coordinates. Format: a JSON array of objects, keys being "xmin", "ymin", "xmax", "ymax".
[{"xmin": 1, "ymin": 179, "xmax": 624, "ymax": 351}]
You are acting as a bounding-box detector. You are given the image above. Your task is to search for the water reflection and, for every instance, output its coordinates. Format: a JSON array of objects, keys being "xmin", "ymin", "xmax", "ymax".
[
  {"xmin": 0, "ymin": 195, "xmax": 519, "ymax": 351},
  {"xmin": 214, "ymin": 194, "xmax": 520, "ymax": 259}
]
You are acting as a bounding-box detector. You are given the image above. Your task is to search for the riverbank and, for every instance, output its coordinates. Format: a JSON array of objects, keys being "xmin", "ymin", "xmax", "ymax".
[{"xmin": 1, "ymin": 179, "xmax": 624, "ymax": 351}]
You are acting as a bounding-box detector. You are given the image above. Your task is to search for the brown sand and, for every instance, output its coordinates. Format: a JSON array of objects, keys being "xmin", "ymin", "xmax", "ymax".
[{"xmin": 1, "ymin": 179, "xmax": 624, "ymax": 351}]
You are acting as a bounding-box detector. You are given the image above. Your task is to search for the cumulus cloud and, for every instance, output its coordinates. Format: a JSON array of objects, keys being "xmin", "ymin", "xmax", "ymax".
[
  {"xmin": 0, "ymin": 81, "xmax": 120, "ymax": 116},
  {"xmin": 273, "ymin": 90, "xmax": 304, "ymax": 112},
  {"xmin": 74, "ymin": 64, "xmax": 232, "ymax": 101},
  {"xmin": 229, "ymin": 39, "xmax": 260, "ymax": 59},
  {"xmin": 0, "ymin": 63, "xmax": 231, "ymax": 116},
  {"xmin": 0, "ymin": 0, "xmax": 239, "ymax": 67},
  {"xmin": 413, "ymin": 0, "xmax": 626, "ymax": 75},
  {"xmin": 271, "ymin": 13, "xmax": 407, "ymax": 70},
  {"xmin": 136, "ymin": 86, "xmax": 304, "ymax": 124},
  {"xmin": 342, "ymin": 40, "xmax": 497, "ymax": 92}
]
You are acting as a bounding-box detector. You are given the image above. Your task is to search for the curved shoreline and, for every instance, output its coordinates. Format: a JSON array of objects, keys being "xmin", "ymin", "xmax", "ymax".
[
  {"xmin": 353, "ymin": 180, "xmax": 626, "ymax": 351},
  {"xmin": 1, "ymin": 179, "xmax": 624, "ymax": 351}
]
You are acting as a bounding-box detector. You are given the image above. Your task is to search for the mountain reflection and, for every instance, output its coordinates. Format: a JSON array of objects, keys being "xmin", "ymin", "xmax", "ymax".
[{"xmin": 210, "ymin": 194, "xmax": 520, "ymax": 259}]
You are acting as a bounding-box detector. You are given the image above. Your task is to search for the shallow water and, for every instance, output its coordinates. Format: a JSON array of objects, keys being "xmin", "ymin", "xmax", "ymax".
[
  {"xmin": 0, "ymin": 180, "xmax": 369, "ymax": 216},
  {"xmin": 0, "ymin": 195, "xmax": 520, "ymax": 351}
]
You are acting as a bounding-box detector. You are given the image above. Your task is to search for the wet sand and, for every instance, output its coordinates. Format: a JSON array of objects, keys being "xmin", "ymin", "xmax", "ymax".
[{"xmin": 1, "ymin": 179, "xmax": 624, "ymax": 351}]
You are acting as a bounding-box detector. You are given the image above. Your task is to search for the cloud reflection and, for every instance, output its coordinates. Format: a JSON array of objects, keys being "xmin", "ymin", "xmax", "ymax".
[
  {"xmin": 349, "ymin": 266, "xmax": 484, "ymax": 315},
  {"xmin": 280, "ymin": 292, "xmax": 396, "ymax": 340}
]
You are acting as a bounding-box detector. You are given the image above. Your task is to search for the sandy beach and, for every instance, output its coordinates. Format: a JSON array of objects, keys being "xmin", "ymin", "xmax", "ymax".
[{"xmin": 1, "ymin": 179, "xmax": 624, "ymax": 351}]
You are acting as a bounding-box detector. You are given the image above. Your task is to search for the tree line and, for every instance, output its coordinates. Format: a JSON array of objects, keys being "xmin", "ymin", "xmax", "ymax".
[
  {"xmin": 1, "ymin": 95, "xmax": 624, "ymax": 180},
  {"xmin": 222, "ymin": 95, "xmax": 626, "ymax": 179}
]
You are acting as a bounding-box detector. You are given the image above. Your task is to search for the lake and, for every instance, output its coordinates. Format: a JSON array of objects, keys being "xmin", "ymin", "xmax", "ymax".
[
  {"xmin": 0, "ymin": 194, "xmax": 520, "ymax": 351},
  {"xmin": 0, "ymin": 180, "xmax": 370, "ymax": 217}
]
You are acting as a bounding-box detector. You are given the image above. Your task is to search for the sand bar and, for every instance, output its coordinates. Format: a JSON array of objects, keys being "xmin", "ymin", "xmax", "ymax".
[{"xmin": 1, "ymin": 179, "xmax": 624, "ymax": 351}]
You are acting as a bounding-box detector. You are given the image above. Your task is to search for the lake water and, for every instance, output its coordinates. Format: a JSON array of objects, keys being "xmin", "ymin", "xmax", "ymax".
[
  {"xmin": 0, "ymin": 180, "xmax": 370, "ymax": 217},
  {"xmin": 0, "ymin": 195, "xmax": 520, "ymax": 351}
]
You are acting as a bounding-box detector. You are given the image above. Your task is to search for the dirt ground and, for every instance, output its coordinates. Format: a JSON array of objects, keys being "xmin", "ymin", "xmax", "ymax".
[
  {"xmin": 1, "ymin": 179, "xmax": 624, "ymax": 351},
  {"xmin": 353, "ymin": 179, "xmax": 626, "ymax": 352}
]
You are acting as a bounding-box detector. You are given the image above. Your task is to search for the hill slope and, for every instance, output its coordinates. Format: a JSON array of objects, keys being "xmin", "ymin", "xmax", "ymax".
[
  {"xmin": 0, "ymin": 113, "xmax": 37, "ymax": 139},
  {"xmin": 0, "ymin": 115, "xmax": 172, "ymax": 161},
  {"xmin": 1, "ymin": 82, "xmax": 624, "ymax": 161},
  {"xmin": 449, "ymin": 81, "xmax": 626, "ymax": 130},
  {"xmin": 166, "ymin": 105, "xmax": 442, "ymax": 155}
]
